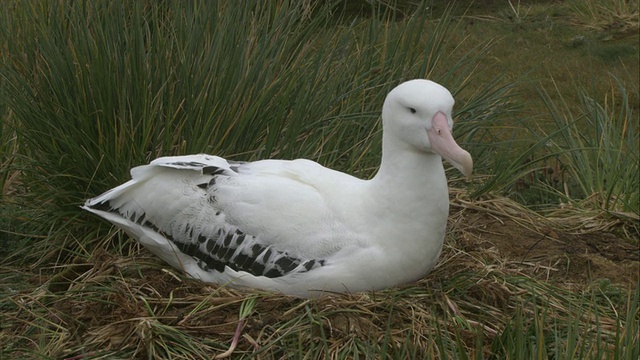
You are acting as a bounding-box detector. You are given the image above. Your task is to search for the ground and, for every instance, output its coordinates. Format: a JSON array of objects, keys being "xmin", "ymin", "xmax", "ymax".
[{"xmin": 451, "ymin": 206, "xmax": 638, "ymax": 290}]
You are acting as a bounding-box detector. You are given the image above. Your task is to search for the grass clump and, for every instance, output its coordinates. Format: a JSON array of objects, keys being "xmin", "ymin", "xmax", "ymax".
[
  {"xmin": 0, "ymin": 0, "xmax": 513, "ymax": 264},
  {"xmin": 471, "ymin": 75, "xmax": 639, "ymax": 235},
  {"xmin": 568, "ymin": 0, "xmax": 639, "ymax": 37},
  {"xmin": 540, "ymin": 77, "xmax": 639, "ymax": 220}
]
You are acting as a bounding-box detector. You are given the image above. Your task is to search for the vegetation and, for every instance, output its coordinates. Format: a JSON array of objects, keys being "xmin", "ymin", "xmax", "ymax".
[{"xmin": 1, "ymin": 0, "xmax": 637, "ymax": 358}]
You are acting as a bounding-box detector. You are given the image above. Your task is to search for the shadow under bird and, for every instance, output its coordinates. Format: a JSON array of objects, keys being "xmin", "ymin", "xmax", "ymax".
[{"xmin": 83, "ymin": 79, "xmax": 473, "ymax": 298}]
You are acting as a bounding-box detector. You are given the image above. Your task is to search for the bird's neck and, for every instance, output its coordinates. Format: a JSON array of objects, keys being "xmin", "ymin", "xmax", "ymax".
[
  {"xmin": 362, "ymin": 139, "xmax": 450, "ymax": 274},
  {"xmin": 364, "ymin": 139, "xmax": 450, "ymax": 245},
  {"xmin": 369, "ymin": 138, "xmax": 449, "ymax": 205}
]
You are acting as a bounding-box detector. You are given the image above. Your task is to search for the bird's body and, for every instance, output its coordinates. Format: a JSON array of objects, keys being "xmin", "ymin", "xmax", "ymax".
[{"xmin": 83, "ymin": 79, "xmax": 473, "ymax": 297}]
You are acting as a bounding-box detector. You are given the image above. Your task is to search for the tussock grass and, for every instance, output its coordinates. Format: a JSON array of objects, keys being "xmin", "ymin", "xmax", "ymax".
[
  {"xmin": 569, "ymin": 0, "xmax": 639, "ymax": 37},
  {"xmin": 539, "ymin": 77, "xmax": 639, "ymax": 220},
  {"xmin": 0, "ymin": 0, "xmax": 514, "ymax": 266},
  {"xmin": 471, "ymin": 75, "xmax": 639, "ymax": 236}
]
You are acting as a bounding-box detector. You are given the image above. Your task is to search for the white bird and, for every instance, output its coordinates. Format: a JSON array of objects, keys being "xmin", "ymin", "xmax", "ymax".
[{"xmin": 82, "ymin": 79, "xmax": 473, "ymax": 298}]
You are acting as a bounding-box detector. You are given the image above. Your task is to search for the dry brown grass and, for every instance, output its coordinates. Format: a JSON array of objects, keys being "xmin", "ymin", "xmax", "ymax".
[
  {"xmin": 569, "ymin": 0, "xmax": 640, "ymax": 38},
  {"xmin": 1, "ymin": 192, "xmax": 637, "ymax": 359}
]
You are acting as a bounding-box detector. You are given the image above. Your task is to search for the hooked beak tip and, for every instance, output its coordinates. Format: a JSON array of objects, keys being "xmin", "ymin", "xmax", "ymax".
[{"xmin": 456, "ymin": 152, "xmax": 473, "ymax": 180}]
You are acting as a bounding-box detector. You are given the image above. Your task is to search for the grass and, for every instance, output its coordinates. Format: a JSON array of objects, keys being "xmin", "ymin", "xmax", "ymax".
[
  {"xmin": 569, "ymin": 0, "xmax": 639, "ymax": 37},
  {"xmin": 0, "ymin": 0, "xmax": 638, "ymax": 358},
  {"xmin": 472, "ymin": 74, "xmax": 639, "ymax": 225},
  {"xmin": 538, "ymin": 77, "xmax": 638, "ymax": 218},
  {"xmin": 1, "ymin": 225, "xmax": 637, "ymax": 359},
  {"xmin": 0, "ymin": 0, "xmax": 517, "ymax": 265}
]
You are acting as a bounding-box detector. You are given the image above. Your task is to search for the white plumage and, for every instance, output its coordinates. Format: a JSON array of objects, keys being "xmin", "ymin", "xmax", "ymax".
[{"xmin": 83, "ymin": 79, "xmax": 473, "ymax": 297}]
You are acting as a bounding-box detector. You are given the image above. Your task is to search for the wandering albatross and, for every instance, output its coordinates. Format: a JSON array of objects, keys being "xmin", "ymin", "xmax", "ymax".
[{"xmin": 82, "ymin": 79, "xmax": 473, "ymax": 297}]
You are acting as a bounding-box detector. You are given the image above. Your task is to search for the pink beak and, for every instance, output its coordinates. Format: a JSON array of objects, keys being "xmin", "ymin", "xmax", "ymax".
[{"xmin": 427, "ymin": 112, "xmax": 473, "ymax": 179}]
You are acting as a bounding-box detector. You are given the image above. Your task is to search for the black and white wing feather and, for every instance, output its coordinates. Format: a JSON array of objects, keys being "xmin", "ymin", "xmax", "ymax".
[{"xmin": 82, "ymin": 154, "xmax": 356, "ymax": 288}]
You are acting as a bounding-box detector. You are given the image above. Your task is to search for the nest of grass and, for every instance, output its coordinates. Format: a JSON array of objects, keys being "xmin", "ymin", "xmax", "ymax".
[{"xmin": 1, "ymin": 192, "xmax": 638, "ymax": 359}]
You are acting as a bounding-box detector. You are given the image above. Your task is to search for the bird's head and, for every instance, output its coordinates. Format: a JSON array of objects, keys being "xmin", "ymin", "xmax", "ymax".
[{"xmin": 382, "ymin": 79, "xmax": 473, "ymax": 178}]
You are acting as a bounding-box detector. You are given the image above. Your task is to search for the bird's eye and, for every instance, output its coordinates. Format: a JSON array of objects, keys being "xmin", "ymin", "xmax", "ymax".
[{"xmin": 409, "ymin": 107, "xmax": 417, "ymax": 114}]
